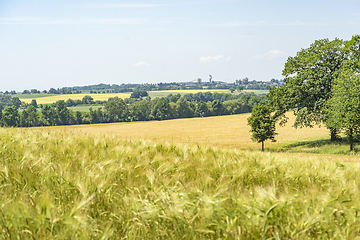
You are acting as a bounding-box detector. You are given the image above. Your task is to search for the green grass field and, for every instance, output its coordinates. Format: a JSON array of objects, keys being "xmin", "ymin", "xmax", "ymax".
[
  {"xmin": 18, "ymin": 89, "xmax": 267, "ymax": 104},
  {"xmin": 68, "ymin": 105, "xmax": 103, "ymax": 112},
  {"xmin": 242, "ymin": 89, "xmax": 269, "ymax": 94}
]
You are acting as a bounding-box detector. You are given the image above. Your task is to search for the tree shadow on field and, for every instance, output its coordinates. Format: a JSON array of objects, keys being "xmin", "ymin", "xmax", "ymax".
[{"xmin": 269, "ymin": 137, "xmax": 360, "ymax": 155}]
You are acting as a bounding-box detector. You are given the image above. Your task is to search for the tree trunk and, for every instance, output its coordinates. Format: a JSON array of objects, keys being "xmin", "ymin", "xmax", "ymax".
[
  {"xmin": 262, "ymin": 141, "xmax": 264, "ymax": 152},
  {"xmin": 350, "ymin": 131, "xmax": 354, "ymax": 152},
  {"xmin": 330, "ymin": 127, "xmax": 338, "ymax": 141}
]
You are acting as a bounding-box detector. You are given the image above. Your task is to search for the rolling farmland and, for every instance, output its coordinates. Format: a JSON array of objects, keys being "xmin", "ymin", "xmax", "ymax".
[
  {"xmin": 40, "ymin": 112, "xmax": 329, "ymax": 150},
  {"xmin": 18, "ymin": 89, "xmax": 267, "ymax": 104}
]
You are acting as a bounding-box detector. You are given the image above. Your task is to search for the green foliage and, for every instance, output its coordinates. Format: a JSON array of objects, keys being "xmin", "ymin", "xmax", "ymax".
[
  {"xmin": 247, "ymin": 104, "xmax": 277, "ymax": 151},
  {"xmin": 195, "ymin": 101, "xmax": 210, "ymax": 117},
  {"xmin": 0, "ymin": 95, "xmax": 24, "ymax": 110},
  {"xmin": 344, "ymin": 35, "xmax": 360, "ymax": 71},
  {"xmin": 2, "ymin": 129, "xmax": 360, "ymax": 238},
  {"xmin": 41, "ymin": 105, "xmax": 56, "ymax": 126},
  {"xmin": 104, "ymin": 98, "xmax": 129, "ymax": 122},
  {"xmin": 211, "ymin": 100, "xmax": 225, "ymax": 116},
  {"xmin": 20, "ymin": 105, "xmax": 39, "ymax": 127},
  {"xmin": 130, "ymin": 90, "xmax": 148, "ymax": 98},
  {"xmin": 75, "ymin": 111, "xmax": 83, "ymax": 124},
  {"xmin": 268, "ymin": 38, "xmax": 346, "ymax": 130},
  {"xmin": 223, "ymin": 99, "xmax": 251, "ymax": 115},
  {"xmin": 128, "ymin": 100, "xmax": 151, "ymax": 121},
  {"xmin": 326, "ymin": 70, "xmax": 360, "ymax": 151},
  {"xmin": 175, "ymin": 97, "xmax": 193, "ymax": 118},
  {"xmin": 56, "ymin": 100, "xmax": 71, "ymax": 125},
  {"xmin": 151, "ymin": 99, "xmax": 172, "ymax": 120},
  {"xmin": 2, "ymin": 106, "xmax": 19, "ymax": 127},
  {"xmin": 30, "ymin": 99, "xmax": 38, "ymax": 108},
  {"xmin": 82, "ymin": 95, "xmax": 94, "ymax": 105},
  {"xmin": 1, "ymin": 92, "xmax": 267, "ymax": 128},
  {"xmin": 89, "ymin": 107, "xmax": 104, "ymax": 124}
]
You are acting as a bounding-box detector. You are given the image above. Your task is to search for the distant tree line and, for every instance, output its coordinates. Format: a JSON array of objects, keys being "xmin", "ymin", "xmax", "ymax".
[
  {"xmin": 0, "ymin": 95, "xmax": 22, "ymax": 109},
  {"xmin": 1, "ymin": 78, "xmax": 282, "ymax": 96},
  {"xmin": 0, "ymin": 92, "xmax": 267, "ymax": 127}
]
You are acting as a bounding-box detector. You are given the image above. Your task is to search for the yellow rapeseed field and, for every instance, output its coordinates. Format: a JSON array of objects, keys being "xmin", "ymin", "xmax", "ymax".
[{"xmin": 20, "ymin": 93, "xmax": 132, "ymax": 104}]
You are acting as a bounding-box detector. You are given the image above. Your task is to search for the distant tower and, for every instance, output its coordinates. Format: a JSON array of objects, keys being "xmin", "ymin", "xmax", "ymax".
[
  {"xmin": 197, "ymin": 78, "xmax": 202, "ymax": 84},
  {"xmin": 208, "ymin": 75, "xmax": 212, "ymax": 83}
]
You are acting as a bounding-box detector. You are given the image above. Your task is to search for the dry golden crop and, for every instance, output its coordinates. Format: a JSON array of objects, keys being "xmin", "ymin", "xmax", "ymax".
[{"xmin": 40, "ymin": 113, "xmax": 329, "ymax": 150}]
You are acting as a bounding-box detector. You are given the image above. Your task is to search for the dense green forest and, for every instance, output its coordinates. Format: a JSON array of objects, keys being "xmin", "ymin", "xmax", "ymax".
[{"xmin": 0, "ymin": 92, "xmax": 267, "ymax": 127}]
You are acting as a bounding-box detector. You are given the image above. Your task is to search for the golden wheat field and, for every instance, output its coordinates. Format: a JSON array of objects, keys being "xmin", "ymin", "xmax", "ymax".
[
  {"xmin": 36, "ymin": 113, "xmax": 326, "ymax": 149},
  {"xmin": 35, "ymin": 112, "xmax": 360, "ymax": 162}
]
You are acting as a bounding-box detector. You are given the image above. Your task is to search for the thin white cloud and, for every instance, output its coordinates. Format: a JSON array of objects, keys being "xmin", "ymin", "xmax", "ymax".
[
  {"xmin": 205, "ymin": 21, "xmax": 333, "ymax": 27},
  {"xmin": 0, "ymin": 17, "xmax": 146, "ymax": 25},
  {"xmin": 81, "ymin": 3, "xmax": 167, "ymax": 8},
  {"xmin": 205, "ymin": 21, "xmax": 256, "ymax": 27},
  {"xmin": 79, "ymin": 1, "xmax": 237, "ymax": 8},
  {"xmin": 134, "ymin": 61, "xmax": 149, "ymax": 67},
  {"xmin": 253, "ymin": 50, "xmax": 286, "ymax": 60},
  {"xmin": 199, "ymin": 55, "xmax": 225, "ymax": 63}
]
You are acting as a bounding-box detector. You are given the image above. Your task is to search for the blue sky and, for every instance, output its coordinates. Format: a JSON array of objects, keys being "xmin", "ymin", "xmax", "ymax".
[{"xmin": 0, "ymin": 0, "xmax": 359, "ymax": 91}]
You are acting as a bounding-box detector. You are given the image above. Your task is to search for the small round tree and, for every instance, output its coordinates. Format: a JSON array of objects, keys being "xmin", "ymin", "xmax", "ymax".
[{"xmin": 247, "ymin": 104, "xmax": 277, "ymax": 151}]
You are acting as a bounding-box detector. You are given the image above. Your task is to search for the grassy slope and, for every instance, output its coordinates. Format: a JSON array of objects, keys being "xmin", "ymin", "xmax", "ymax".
[
  {"xmin": 1, "ymin": 128, "xmax": 360, "ymax": 239},
  {"xmin": 18, "ymin": 89, "xmax": 266, "ymax": 104}
]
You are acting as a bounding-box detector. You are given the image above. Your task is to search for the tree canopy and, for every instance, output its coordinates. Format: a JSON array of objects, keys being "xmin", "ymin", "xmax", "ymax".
[
  {"xmin": 268, "ymin": 35, "xmax": 360, "ymax": 140},
  {"xmin": 326, "ymin": 70, "xmax": 360, "ymax": 151},
  {"xmin": 247, "ymin": 104, "xmax": 277, "ymax": 151}
]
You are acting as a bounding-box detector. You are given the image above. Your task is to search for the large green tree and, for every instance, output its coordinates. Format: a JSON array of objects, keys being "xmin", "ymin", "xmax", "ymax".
[
  {"xmin": 20, "ymin": 105, "xmax": 39, "ymax": 127},
  {"xmin": 56, "ymin": 100, "xmax": 71, "ymax": 125},
  {"xmin": 2, "ymin": 106, "xmax": 19, "ymax": 127},
  {"xmin": 326, "ymin": 70, "xmax": 360, "ymax": 151},
  {"xmin": 10, "ymin": 97, "xmax": 22, "ymax": 108},
  {"xmin": 82, "ymin": 95, "xmax": 94, "ymax": 105},
  {"xmin": 195, "ymin": 101, "xmax": 210, "ymax": 117},
  {"xmin": 344, "ymin": 35, "xmax": 360, "ymax": 71},
  {"xmin": 41, "ymin": 105, "xmax": 56, "ymax": 126},
  {"xmin": 104, "ymin": 98, "xmax": 129, "ymax": 122},
  {"xmin": 30, "ymin": 99, "xmax": 38, "ymax": 108},
  {"xmin": 75, "ymin": 111, "xmax": 83, "ymax": 124},
  {"xmin": 268, "ymin": 38, "xmax": 347, "ymax": 140},
  {"xmin": 151, "ymin": 99, "xmax": 172, "ymax": 120},
  {"xmin": 129, "ymin": 100, "xmax": 151, "ymax": 121},
  {"xmin": 175, "ymin": 97, "xmax": 194, "ymax": 118},
  {"xmin": 212, "ymin": 100, "xmax": 226, "ymax": 116},
  {"xmin": 247, "ymin": 104, "xmax": 277, "ymax": 151}
]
